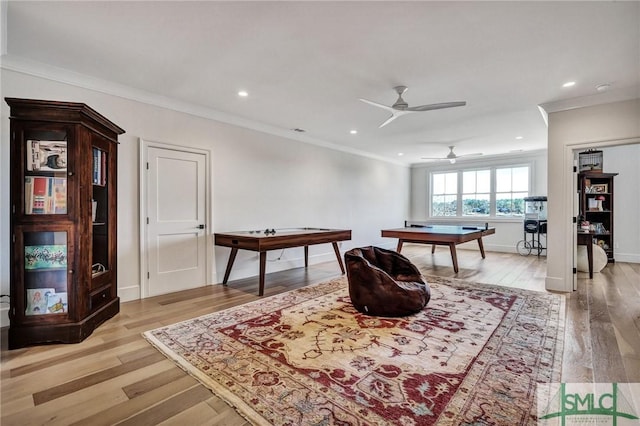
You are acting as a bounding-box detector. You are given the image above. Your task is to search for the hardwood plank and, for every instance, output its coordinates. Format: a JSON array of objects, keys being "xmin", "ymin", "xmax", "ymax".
[
  {"xmin": 122, "ymin": 365, "xmax": 189, "ymax": 399},
  {"xmin": 32, "ymin": 349, "xmax": 166, "ymax": 405},
  {"xmin": 6, "ymin": 334, "xmax": 141, "ymax": 377},
  {"xmin": 561, "ymin": 284, "xmax": 594, "ymax": 383},
  {"xmin": 588, "ymin": 271, "xmax": 629, "ymax": 382},
  {"xmin": 116, "ymin": 385, "xmax": 216, "ymax": 426},
  {"xmin": 1, "ymin": 340, "xmax": 151, "ymax": 405},
  {"xmin": 155, "ymin": 400, "xmax": 221, "ymax": 426},
  {"xmin": 1, "ymin": 383, "xmax": 130, "ymax": 426},
  {"xmin": 67, "ymin": 376, "xmax": 200, "ymax": 426},
  {"xmin": 600, "ymin": 264, "xmax": 640, "ymax": 382}
]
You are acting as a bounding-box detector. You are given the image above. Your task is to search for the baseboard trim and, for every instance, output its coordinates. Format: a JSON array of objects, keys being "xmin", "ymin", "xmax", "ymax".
[
  {"xmin": 545, "ymin": 276, "xmax": 571, "ymax": 292},
  {"xmin": 614, "ymin": 253, "xmax": 640, "ymax": 264}
]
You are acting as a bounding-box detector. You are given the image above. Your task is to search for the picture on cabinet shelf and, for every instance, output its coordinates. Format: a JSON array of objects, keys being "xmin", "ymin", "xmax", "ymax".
[
  {"xmin": 26, "ymin": 140, "xmax": 67, "ymax": 172},
  {"xmin": 46, "ymin": 292, "xmax": 68, "ymax": 314},
  {"xmin": 589, "ymin": 184, "xmax": 608, "ymax": 193},
  {"xmin": 25, "ymin": 288, "xmax": 55, "ymax": 316},
  {"xmin": 24, "ymin": 245, "xmax": 67, "ymax": 269}
]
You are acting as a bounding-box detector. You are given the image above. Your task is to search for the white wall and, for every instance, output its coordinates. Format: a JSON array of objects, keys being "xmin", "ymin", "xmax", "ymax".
[
  {"xmin": 600, "ymin": 144, "xmax": 640, "ymax": 263},
  {"xmin": 546, "ymin": 99, "xmax": 640, "ymax": 292},
  {"xmin": 0, "ymin": 69, "xmax": 410, "ymax": 327},
  {"xmin": 410, "ymin": 150, "xmax": 548, "ymax": 253}
]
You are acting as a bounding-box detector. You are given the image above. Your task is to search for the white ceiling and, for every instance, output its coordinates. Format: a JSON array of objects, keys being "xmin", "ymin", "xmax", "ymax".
[{"xmin": 4, "ymin": 1, "xmax": 640, "ymax": 165}]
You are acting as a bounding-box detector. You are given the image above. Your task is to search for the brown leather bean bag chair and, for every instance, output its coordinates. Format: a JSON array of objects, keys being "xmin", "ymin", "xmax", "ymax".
[{"xmin": 345, "ymin": 246, "xmax": 430, "ymax": 317}]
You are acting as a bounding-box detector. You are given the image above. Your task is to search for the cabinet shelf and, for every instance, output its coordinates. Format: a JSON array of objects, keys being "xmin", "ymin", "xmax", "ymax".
[
  {"xmin": 25, "ymin": 267, "xmax": 67, "ymax": 272},
  {"xmin": 7, "ymin": 97, "xmax": 125, "ymax": 349}
]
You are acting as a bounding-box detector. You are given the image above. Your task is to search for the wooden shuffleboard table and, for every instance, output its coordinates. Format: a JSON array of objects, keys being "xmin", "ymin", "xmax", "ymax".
[
  {"xmin": 381, "ymin": 225, "xmax": 496, "ymax": 273},
  {"xmin": 214, "ymin": 228, "xmax": 352, "ymax": 296}
]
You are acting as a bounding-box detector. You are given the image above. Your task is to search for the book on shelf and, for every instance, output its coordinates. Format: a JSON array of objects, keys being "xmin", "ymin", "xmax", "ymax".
[
  {"xmin": 24, "ymin": 176, "xmax": 67, "ymax": 214},
  {"xmin": 25, "ymin": 288, "xmax": 55, "ymax": 316},
  {"xmin": 52, "ymin": 178, "xmax": 67, "ymax": 213},
  {"xmin": 93, "ymin": 148, "xmax": 107, "ymax": 185},
  {"xmin": 26, "ymin": 140, "xmax": 67, "ymax": 172}
]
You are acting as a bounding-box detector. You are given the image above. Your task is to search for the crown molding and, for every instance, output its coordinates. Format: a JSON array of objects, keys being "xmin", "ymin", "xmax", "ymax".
[
  {"xmin": 539, "ymin": 86, "xmax": 640, "ymax": 114},
  {"xmin": 1, "ymin": 54, "xmax": 408, "ymax": 167},
  {"xmin": 410, "ymin": 148, "xmax": 547, "ymax": 169}
]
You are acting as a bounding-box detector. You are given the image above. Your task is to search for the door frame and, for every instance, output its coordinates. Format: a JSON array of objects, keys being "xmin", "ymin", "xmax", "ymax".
[
  {"xmin": 139, "ymin": 138, "xmax": 214, "ymax": 299},
  {"xmin": 564, "ymin": 137, "xmax": 639, "ymax": 292}
]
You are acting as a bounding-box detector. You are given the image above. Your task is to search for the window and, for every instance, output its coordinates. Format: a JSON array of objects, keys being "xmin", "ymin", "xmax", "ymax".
[
  {"xmin": 431, "ymin": 165, "xmax": 530, "ymax": 218},
  {"xmin": 432, "ymin": 172, "xmax": 457, "ymax": 216},
  {"xmin": 462, "ymin": 169, "xmax": 490, "ymax": 216},
  {"xmin": 495, "ymin": 166, "xmax": 528, "ymax": 216}
]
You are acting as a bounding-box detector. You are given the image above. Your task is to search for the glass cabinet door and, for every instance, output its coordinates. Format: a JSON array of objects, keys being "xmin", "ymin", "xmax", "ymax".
[
  {"xmin": 22, "ymin": 230, "xmax": 70, "ymax": 316},
  {"xmin": 22, "ymin": 127, "xmax": 70, "ymax": 216},
  {"xmin": 92, "ymin": 146, "xmax": 109, "ymax": 276}
]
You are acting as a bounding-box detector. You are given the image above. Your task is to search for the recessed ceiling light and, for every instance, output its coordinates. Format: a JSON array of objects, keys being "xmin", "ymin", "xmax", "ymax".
[
  {"xmin": 350, "ymin": 130, "xmax": 358, "ymax": 134},
  {"xmin": 562, "ymin": 81, "xmax": 576, "ymax": 88},
  {"xmin": 238, "ymin": 90, "xmax": 249, "ymax": 97},
  {"xmin": 292, "ymin": 128, "xmax": 306, "ymax": 133},
  {"xmin": 596, "ymin": 83, "xmax": 611, "ymax": 92},
  {"xmin": 397, "ymin": 152, "xmax": 404, "ymax": 156},
  {"xmin": 515, "ymin": 136, "xmax": 523, "ymax": 140}
]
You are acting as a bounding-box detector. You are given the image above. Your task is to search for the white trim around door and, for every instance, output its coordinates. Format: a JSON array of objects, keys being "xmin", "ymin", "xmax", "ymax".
[{"xmin": 139, "ymin": 138, "xmax": 214, "ymax": 299}]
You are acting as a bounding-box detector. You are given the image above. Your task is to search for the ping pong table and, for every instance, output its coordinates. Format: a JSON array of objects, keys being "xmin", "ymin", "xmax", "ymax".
[{"xmin": 381, "ymin": 225, "xmax": 496, "ymax": 273}]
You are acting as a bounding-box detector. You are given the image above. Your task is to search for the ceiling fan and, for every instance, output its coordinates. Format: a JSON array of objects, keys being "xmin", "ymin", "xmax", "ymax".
[
  {"xmin": 360, "ymin": 86, "xmax": 466, "ymax": 128},
  {"xmin": 421, "ymin": 146, "xmax": 482, "ymax": 164}
]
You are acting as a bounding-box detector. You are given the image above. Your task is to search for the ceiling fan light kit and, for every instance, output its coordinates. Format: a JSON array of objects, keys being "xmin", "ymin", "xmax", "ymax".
[{"xmin": 360, "ymin": 86, "xmax": 466, "ymax": 128}]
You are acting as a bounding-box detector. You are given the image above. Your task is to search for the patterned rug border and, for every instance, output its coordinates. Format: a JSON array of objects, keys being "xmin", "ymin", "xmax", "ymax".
[{"xmin": 143, "ymin": 276, "xmax": 566, "ymax": 425}]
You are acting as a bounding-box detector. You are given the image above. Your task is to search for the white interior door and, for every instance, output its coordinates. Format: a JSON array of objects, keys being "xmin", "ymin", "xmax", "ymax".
[{"xmin": 145, "ymin": 145, "xmax": 208, "ymax": 297}]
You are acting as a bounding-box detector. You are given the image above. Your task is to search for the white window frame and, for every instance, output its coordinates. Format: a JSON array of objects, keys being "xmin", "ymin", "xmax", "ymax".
[
  {"xmin": 429, "ymin": 163, "xmax": 532, "ymax": 220},
  {"xmin": 431, "ymin": 171, "xmax": 459, "ymax": 217},
  {"xmin": 461, "ymin": 168, "xmax": 491, "ymax": 217}
]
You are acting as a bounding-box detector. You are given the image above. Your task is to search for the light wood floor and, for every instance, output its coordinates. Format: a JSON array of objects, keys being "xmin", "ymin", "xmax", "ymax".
[{"xmin": 1, "ymin": 245, "xmax": 639, "ymax": 425}]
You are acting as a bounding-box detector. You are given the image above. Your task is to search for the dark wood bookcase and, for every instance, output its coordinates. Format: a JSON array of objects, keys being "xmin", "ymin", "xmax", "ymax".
[
  {"xmin": 578, "ymin": 171, "xmax": 618, "ymax": 262},
  {"xmin": 6, "ymin": 98, "xmax": 125, "ymax": 349}
]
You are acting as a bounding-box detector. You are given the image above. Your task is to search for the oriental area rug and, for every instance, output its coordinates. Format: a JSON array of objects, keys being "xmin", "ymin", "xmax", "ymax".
[{"xmin": 143, "ymin": 276, "xmax": 565, "ymax": 425}]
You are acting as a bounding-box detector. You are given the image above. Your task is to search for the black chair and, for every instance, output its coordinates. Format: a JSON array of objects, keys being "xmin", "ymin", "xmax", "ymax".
[{"xmin": 344, "ymin": 246, "xmax": 430, "ymax": 317}]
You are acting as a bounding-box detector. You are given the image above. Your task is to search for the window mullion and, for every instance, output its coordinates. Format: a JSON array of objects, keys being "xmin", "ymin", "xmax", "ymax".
[{"xmin": 490, "ymin": 167, "xmax": 496, "ymax": 216}]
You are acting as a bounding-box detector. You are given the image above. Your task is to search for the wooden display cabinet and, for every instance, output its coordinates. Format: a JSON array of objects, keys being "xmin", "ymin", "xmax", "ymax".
[
  {"xmin": 578, "ymin": 171, "xmax": 618, "ymax": 262},
  {"xmin": 6, "ymin": 98, "xmax": 125, "ymax": 349}
]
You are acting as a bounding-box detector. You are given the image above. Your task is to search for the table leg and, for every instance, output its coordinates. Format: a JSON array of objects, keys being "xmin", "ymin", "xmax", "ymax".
[
  {"xmin": 396, "ymin": 240, "xmax": 404, "ymax": 252},
  {"xmin": 587, "ymin": 242, "xmax": 593, "ymax": 279},
  {"xmin": 222, "ymin": 247, "xmax": 238, "ymax": 285},
  {"xmin": 431, "ymin": 244, "xmax": 436, "ymax": 254},
  {"xmin": 259, "ymin": 251, "xmax": 267, "ymax": 296},
  {"xmin": 304, "ymin": 245, "xmax": 309, "ymax": 268},
  {"xmin": 448, "ymin": 243, "xmax": 459, "ymax": 273},
  {"xmin": 477, "ymin": 237, "xmax": 486, "ymax": 259},
  {"xmin": 332, "ymin": 242, "xmax": 345, "ymax": 274}
]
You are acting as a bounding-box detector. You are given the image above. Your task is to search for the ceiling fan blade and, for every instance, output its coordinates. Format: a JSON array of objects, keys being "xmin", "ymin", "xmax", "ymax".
[
  {"xmin": 378, "ymin": 114, "xmax": 400, "ymax": 128},
  {"xmin": 406, "ymin": 101, "xmax": 466, "ymax": 112},
  {"xmin": 359, "ymin": 98, "xmax": 395, "ymax": 112},
  {"xmin": 420, "ymin": 157, "xmax": 447, "ymax": 160},
  {"xmin": 457, "ymin": 152, "xmax": 483, "ymax": 158},
  {"xmin": 378, "ymin": 109, "xmax": 412, "ymax": 127}
]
